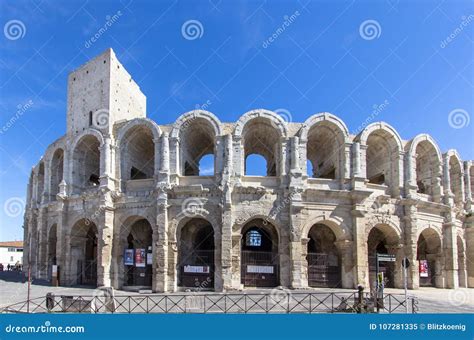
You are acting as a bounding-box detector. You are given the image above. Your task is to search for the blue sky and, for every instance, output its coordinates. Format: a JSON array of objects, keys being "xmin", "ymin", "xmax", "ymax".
[{"xmin": 0, "ymin": 0, "xmax": 473, "ymax": 241}]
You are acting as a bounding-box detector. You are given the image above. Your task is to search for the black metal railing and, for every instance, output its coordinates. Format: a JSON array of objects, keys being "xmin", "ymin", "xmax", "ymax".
[{"xmin": 1, "ymin": 291, "xmax": 418, "ymax": 314}]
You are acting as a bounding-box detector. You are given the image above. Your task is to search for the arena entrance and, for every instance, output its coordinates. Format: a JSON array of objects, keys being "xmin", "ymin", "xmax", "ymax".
[
  {"xmin": 178, "ymin": 219, "xmax": 215, "ymax": 289},
  {"xmin": 367, "ymin": 225, "xmax": 399, "ymax": 289},
  {"xmin": 70, "ymin": 220, "xmax": 98, "ymax": 286},
  {"xmin": 306, "ymin": 224, "xmax": 341, "ymax": 288},
  {"xmin": 123, "ymin": 219, "xmax": 153, "ymax": 287},
  {"xmin": 417, "ymin": 229, "xmax": 441, "ymax": 287},
  {"xmin": 241, "ymin": 219, "xmax": 279, "ymax": 288}
]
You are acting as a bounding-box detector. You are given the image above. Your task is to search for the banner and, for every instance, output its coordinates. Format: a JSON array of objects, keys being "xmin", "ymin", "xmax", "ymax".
[
  {"xmin": 135, "ymin": 249, "xmax": 145, "ymax": 268},
  {"xmin": 184, "ymin": 265, "xmax": 209, "ymax": 273},
  {"xmin": 124, "ymin": 249, "xmax": 134, "ymax": 266},
  {"xmin": 419, "ymin": 260, "xmax": 429, "ymax": 278}
]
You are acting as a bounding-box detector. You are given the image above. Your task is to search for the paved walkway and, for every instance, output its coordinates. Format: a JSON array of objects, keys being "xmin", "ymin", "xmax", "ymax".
[{"xmin": 1, "ymin": 272, "xmax": 472, "ymax": 313}]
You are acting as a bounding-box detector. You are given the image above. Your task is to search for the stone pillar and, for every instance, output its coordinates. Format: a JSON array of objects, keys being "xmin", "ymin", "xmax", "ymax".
[
  {"xmin": 43, "ymin": 162, "xmax": 51, "ymax": 204},
  {"xmin": 443, "ymin": 222, "xmax": 459, "ymax": 289},
  {"xmin": 352, "ymin": 142, "xmax": 361, "ymax": 178},
  {"xmin": 343, "ymin": 142, "xmax": 351, "ymax": 181},
  {"xmin": 335, "ymin": 240, "xmax": 354, "ymax": 288},
  {"xmin": 300, "ymin": 238, "xmax": 310, "ymax": 288},
  {"xmin": 154, "ymin": 195, "xmax": 168, "ymax": 292},
  {"xmin": 403, "ymin": 201, "xmax": 419, "ymax": 289},
  {"xmin": 352, "ymin": 209, "xmax": 369, "ymax": 288},
  {"xmin": 153, "ymin": 136, "xmax": 161, "ymax": 178},
  {"xmin": 386, "ymin": 243, "xmax": 404, "ymax": 289},
  {"xmin": 289, "ymin": 240, "xmax": 304, "ymax": 288},
  {"xmin": 97, "ymin": 205, "xmax": 114, "ymax": 287},
  {"xmin": 464, "ymin": 161, "xmax": 472, "ymax": 211},
  {"xmin": 443, "ymin": 154, "xmax": 454, "ymax": 206},
  {"xmin": 231, "ymin": 234, "xmax": 242, "ymax": 289},
  {"xmin": 36, "ymin": 210, "xmax": 48, "ymax": 279},
  {"xmin": 168, "ymin": 239, "xmax": 178, "ymax": 292},
  {"xmin": 55, "ymin": 201, "xmax": 66, "ymax": 286},
  {"xmin": 465, "ymin": 216, "xmax": 474, "ymax": 287},
  {"xmin": 232, "ymin": 136, "xmax": 243, "ymax": 179},
  {"xmin": 169, "ymin": 136, "xmax": 179, "ymax": 183},
  {"xmin": 100, "ymin": 137, "xmax": 113, "ymax": 190}
]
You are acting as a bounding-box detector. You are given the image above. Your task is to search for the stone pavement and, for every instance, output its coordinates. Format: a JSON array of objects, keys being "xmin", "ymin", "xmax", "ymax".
[{"xmin": 1, "ymin": 272, "xmax": 472, "ymax": 313}]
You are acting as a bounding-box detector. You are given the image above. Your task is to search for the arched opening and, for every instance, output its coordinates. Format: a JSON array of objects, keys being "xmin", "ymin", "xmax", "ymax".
[
  {"xmin": 198, "ymin": 154, "xmax": 215, "ymax": 176},
  {"xmin": 178, "ymin": 218, "xmax": 215, "ymax": 289},
  {"xmin": 457, "ymin": 236, "xmax": 467, "ymax": 288},
  {"xmin": 241, "ymin": 219, "xmax": 279, "ymax": 287},
  {"xmin": 120, "ymin": 126, "xmax": 155, "ymax": 181},
  {"xmin": 72, "ymin": 135, "xmax": 100, "ymax": 193},
  {"xmin": 121, "ymin": 218, "xmax": 153, "ymax": 288},
  {"xmin": 367, "ymin": 224, "xmax": 400, "ymax": 289},
  {"xmin": 37, "ymin": 162, "xmax": 45, "ymax": 203},
  {"xmin": 47, "ymin": 224, "xmax": 57, "ymax": 281},
  {"xmin": 50, "ymin": 149, "xmax": 64, "ymax": 199},
  {"xmin": 245, "ymin": 154, "xmax": 268, "ymax": 176},
  {"xmin": 70, "ymin": 219, "xmax": 98, "ymax": 286},
  {"xmin": 448, "ymin": 155, "xmax": 463, "ymax": 205},
  {"xmin": 306, "ymin": 122, "xmax": 343, "ymax": 179},
  {"xmin": 366, "ymin": 129, "xmax": 398, "ymax": 187},
  {"xmin": 180, "ymin": 118, "xmax": 216, "ymax": 176},
  {"xmin": 414, "ymin": 141, "xmax": 440, "ymax": 196},
  {"xmin": 306, "ymin": 224, "xmax": 341, "ymax": 288},
  {"xmin": 416, "ymin": 229, "xmax": 442, "ymax": 287},
  {"xmin": 242, "ymin": 118, "xmax": 280, "ymax": 176}
]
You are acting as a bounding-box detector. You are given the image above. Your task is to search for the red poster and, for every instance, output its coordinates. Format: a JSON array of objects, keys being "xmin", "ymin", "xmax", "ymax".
[
  {"xmin": 135, "ymin": 248, "xmax": 146, "ymax": 267},
  {"xmin": 419, "ymin": 260, "xmax": 429, "ymax": 278}
]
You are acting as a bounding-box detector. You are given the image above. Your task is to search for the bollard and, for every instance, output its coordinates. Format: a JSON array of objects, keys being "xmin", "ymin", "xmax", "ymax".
[
  {"xmin": 357, "ymin": 285, "xmax": 364, "ymax": 313},
  {"xmin": 46, "ymin": 292, "xmax": 55, "ymax": 312}
]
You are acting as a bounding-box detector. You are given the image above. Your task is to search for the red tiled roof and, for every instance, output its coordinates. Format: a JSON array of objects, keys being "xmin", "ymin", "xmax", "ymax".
[{"xmin": 0, "ymin": 241, "xmax": 23, "ymax": 248}]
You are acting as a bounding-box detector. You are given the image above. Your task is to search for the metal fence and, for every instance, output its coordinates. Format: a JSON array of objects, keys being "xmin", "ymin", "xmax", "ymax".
[{"xmin": 1, "ymin": 291, "xmax": 418, "ymax": 314}]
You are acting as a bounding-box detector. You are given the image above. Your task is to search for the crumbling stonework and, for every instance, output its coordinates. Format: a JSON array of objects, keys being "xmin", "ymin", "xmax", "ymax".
[{"xmin": 23, "ymin": 49, "xmax": 473, "ymax": 292}]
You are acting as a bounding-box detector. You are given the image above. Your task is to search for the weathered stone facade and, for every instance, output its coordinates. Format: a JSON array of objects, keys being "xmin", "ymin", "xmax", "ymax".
[{"xmin": 23, "ymin": 49, "xmax": 474, "ymax": 292}]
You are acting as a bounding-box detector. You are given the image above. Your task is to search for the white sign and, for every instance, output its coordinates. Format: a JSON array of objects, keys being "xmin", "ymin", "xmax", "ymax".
[
  {"xmin": 247, "ymin": 265, "xmax": 274, "ymax": 274},
  {"xmin": 184, "ymin": 265, "xmax": 210, "ymax": 273}
]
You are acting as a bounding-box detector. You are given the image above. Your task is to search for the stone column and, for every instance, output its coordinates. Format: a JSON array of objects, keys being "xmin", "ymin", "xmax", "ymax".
[
  {"xmin": 97, "ymin": 205, "xmax": 114, "ymax": 287},
  {"xmin": 232, "ymin": 136, "xmax": 243, "ymax": 179},
  {"xmin": 289, "ymin": 240, "xmax": 304, "ymax": 288},
  {"xmin": 56, "ymin": 201, "xmax": 66, "ymax": 285},
  {"xmin": 464, "ymin": 161, "xmax": 472, "ymax": 211},
  {"xmin": 300, "ymin": 238, "xmax": 310, "ymax": 288},
  {"xmin": 36, "ymin": 210, "xmax": 48, "ymax": 279},
  {"xmin": 169, "ymin": 136, "xmax": 179, "ymax": 184},
  {"xmin": 100, "ymin": 137, "xmax": 113, "ymax": 189},
  {"xmin": 386, "ymin": 243, "xmax": 404, "ymax": 289},
  {"xmin": 335, "ymin": 240, "xmax": 354, "ymax": 288},
  {"xmin": 154, "ymin": 194, "xmax": 168, "ymax": 292},
  {"xmin": 403, "ymin": 202, "xmax": 420, "ymax": 289},
  {"xmin": 443, "ymin": 154, "xmax": 454, "ymax": 206},
  {"xmin": 465, "ymin": 216, "xmax": 474, "ymax": 287},
  {"xmin": 352, "ymin": 209, "xmax": 369, "ymax": 288},
  {"xmin": 443, "ymin": 222, "xmax": 459, "ymax": 289},
  {"xmin": 231, "ymin": 234, "xmax": 242, "ymax": 289},
  {"xmin": 43, "ymin": 162, "xmax": 51, "ymax": 203}
]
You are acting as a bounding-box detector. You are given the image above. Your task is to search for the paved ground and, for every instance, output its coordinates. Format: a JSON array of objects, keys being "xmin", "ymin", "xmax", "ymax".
[{"xmin": 1, "ymin": 272, "xmax": 472, "ymax": 313}]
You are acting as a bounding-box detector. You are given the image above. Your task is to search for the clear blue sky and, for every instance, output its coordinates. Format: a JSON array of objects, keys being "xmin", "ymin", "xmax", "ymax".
[{"xmin": 0, "ymin": 0, "xmax": 473, "ymax": 241}]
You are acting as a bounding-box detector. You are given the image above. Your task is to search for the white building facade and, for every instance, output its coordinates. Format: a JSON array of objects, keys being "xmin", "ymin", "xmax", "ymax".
[
  {"xmin": 0, "ymin": 242, "xmax": 23, "ymax": 268},
  {"xmin": 23, "ymin": 49, "xmax": 473, "ymax": 292}
]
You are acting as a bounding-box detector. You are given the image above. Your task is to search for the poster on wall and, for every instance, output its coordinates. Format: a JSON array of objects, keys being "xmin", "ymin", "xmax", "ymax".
[
  {"xmin": 146, "ymin": 252, "xmax": 153, "ymax": 265},
  {"xmin": 135, "ymin": 248, "xmax": 146, "ymax": 267},
  {"xmin": 124, "ymin": 249, "xmax": 134, "ymax": 266},
  {"xmin": 419, "ymin": 260, "xmax": 429, "ymax": 278}
]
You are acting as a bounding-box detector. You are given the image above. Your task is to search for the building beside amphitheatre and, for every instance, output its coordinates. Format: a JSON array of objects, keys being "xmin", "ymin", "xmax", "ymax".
[{"xmin": 23, "ymin": 48, "xmax": 473, "ymax": 292}]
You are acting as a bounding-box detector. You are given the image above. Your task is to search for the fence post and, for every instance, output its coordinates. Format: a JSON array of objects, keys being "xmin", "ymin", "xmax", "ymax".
[{"xmin": 357, "ymin": 285, "xmax": 364, "ymax": 313}]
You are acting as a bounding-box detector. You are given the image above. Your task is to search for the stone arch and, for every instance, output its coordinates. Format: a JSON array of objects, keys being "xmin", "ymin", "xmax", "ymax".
[
  {"xmin": 301, "ymin": 216, "xmax": 348, "ymax": 241},
  {"xmin": 240, "ymin": 218, "xmax": 280, "ymax": 287},
  {"xmin": 358, "ymin": 122, "xmax": 403, "ymax": 189},
  {"xmin": 445, "ymin": 150, "xmax": 464, "ymax": 205},
  {"xmin": 71, "ymin": 132, "xmax": 103, "ymax": 193},
  {"xmin": 406, "ymin": 134, "xmax": 443, "ymax": 197},
  {"xmin": 118, "ymin": 122, "xmax": 156, "ymax": 182},
  {"xmin": 69, "ymin": 218, "xmax": 99, "ymax": 286},
  {"xmin": 49, "ymin": 148, "xmax": 64, "ymax": 199},
  {"xmin": 117, "ymin": 215, "xmax": 154, "ymax": 288},
  {"xmin": 171, "ymin": 111, "xmax": 222, "ymax": 176},
  {"xmin": 306, "ymin": 222, "xmax": 342, "ymax": 288},
  {"xmin": 417, "ymin": 227, "xmax": 443, "ymax": 287},
  {"xmin": 234, "ymin": 110, "xmax": 287, "ymax": 176},
  {"xmin": 299, "ymin": 113, "xmax": 349, "ymax": 180},
  {"xmin": 176, "ymin": 217, "xmax": 217, "ymax": 289},
  {"xmin": 367, "ymin": 222, "xmax": 402, "ymax": 289}
]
